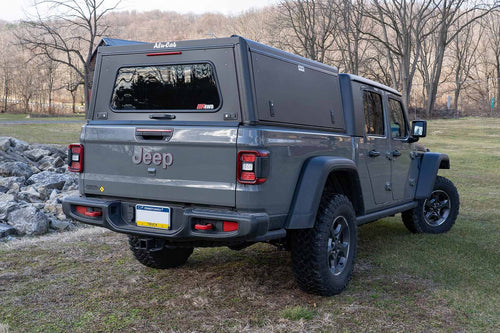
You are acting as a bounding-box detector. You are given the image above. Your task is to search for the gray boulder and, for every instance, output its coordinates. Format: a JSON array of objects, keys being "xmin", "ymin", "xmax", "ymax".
[
  {"xmin": 10, "ymin": 138, "xmax": 29, "ymax": 151},
  {"xmin": 24, "ymin": 148, "xmax": 51, "ymax": 162},
  {"xmin": 26, "ymin": 171, "xmax": 71, "ymax": 190},
  {"xmin": 0, "ymin": 196, "xmax": 19, "ymax": 221},
  {"xmin": 0, "ymin": 137, "xmax": 11, "ymax": 151},
  {"xmin": 50, "ymin": 218, "xmax": 72, "ymax": 231},
  {"xmin": 0, "ymin": 177, "xmax": 25, "ymax": 190},
  {"xmin": 53, "ymin": 156, "xmax": 65, "ymax": 168},
  {"xmin": 0, "ymin": 162, "xmax": 34, "ymax": 178},
  {"xmin": 0, "ymin": 223, "xmax": 16, "ymax": 237},
  {"xmin": 16, "ymin": 186, "xmax": 42, "ymax": 203},
  {"xmin": 8, "ymin": 206, "xmax": 49, "ymax": 235}
]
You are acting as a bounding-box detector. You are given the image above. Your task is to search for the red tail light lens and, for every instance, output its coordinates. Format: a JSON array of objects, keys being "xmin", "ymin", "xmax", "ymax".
[
  {"xmin": 237, "ymin": 150, "xmax": 269, "ymax": 184},
  {"xmin": 68, "ymin": 144, "xmax": 83, "ymax": 172},
  {"xmin": 223, "ymin": 221, "xmax": 238, "ymax": 232}
]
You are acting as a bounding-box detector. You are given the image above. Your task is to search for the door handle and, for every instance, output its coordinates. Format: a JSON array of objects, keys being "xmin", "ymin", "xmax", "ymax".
[
  {"xmin": 392, "ymin": 150, "xmax": 402, "ymax": 157},
  {"xmin": 368, "ymin": 150, "xmax": 380, "ymax": 157}
]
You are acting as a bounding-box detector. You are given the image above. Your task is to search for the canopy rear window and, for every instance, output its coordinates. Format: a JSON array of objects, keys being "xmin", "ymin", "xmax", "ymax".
[{"xmin": 111, "ymin": 63, "xmax": 220, "ymax": 111}]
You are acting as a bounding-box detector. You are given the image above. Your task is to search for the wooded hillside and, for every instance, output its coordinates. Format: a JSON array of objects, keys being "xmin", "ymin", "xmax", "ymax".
[{"xmin": 1, "ymin": 0, "xmax": 499, "ymax": 117}]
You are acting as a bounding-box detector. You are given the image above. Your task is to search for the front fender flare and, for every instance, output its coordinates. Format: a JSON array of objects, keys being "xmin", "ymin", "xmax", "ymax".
[{"xmin": 415, "ymin": 152, "xmax": 450, "ymax": 199}]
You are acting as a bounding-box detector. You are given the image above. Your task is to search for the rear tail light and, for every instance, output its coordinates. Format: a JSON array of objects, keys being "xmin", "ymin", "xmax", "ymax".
[
  {"xmin": 68, "ymin": 144, "xmax": 83, "ymax": 172},
  {"xmin": 237, "ymin": 150, "xmax": 270, "ymax": 184}
]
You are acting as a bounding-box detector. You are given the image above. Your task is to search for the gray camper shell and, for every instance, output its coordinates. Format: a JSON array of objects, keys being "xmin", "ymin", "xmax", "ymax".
[{"xmin": 88, "ymin": 36, "xmax": 345, "ymax": 132}]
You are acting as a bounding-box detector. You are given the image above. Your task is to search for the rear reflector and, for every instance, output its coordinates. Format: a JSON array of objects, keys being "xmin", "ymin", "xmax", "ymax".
[
  {"xmin": 68, "ymin": 144, "xmax": 83, "ymax": 173},
  {"xmin": 223, "ymin": 221, "xmax": 238, "ymax": 232}
]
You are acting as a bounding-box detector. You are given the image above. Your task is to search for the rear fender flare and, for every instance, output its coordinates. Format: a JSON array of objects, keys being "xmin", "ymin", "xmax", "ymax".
[{"xmin": 285, "ymin": 156, "xmax": 361, "ymax": 229}]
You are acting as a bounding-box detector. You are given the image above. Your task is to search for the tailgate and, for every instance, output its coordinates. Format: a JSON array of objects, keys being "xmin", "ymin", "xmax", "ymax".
[{"xmin": 81, "ymin": 124, "xmax": 238, "ymax": 207}]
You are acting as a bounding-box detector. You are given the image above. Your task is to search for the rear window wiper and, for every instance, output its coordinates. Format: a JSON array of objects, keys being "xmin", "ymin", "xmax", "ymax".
[{"xmin": 149, "ymin": 114, "xmax": 176, "ymax": 120}]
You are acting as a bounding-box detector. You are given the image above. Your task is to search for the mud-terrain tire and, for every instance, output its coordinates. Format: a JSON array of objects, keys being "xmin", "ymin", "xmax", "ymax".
[
  {"xmin": 291, "ymin": 194, "xmax": 357, "ymax": 296},
  {"xmin": 128, "ymin": 236, "xmax": 193, "ymax": 269},
  {"xmin": 402, "ymin": 176, "xmax": 459, "ymax": 234}
]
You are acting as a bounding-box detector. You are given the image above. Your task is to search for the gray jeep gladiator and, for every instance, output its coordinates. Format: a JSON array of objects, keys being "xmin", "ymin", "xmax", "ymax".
[{"xmin": 63, "ymin": 36, "xmax": 459, "ymax": 296}]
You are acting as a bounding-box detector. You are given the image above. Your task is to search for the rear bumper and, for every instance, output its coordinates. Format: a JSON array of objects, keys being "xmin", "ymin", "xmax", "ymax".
[{"xmin": 62, "ymin": 196, "xmax": 279, "ymax": 243}]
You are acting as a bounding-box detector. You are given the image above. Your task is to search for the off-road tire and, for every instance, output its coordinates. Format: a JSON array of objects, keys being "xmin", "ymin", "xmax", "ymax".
[
  {"xmin": 291, "ymin": 194, "xmax": 357, "ymax": 296},
  {"xmin": 402, "ymin": 176, "xmax": 459, "ymax": 234},
  {"xmin": 128, "ymin": 236, "xmax": 194, "ymax": 269}
]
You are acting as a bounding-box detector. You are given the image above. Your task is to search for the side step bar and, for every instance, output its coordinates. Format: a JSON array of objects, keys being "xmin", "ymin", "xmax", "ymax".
[{"xmin": 356, "ymin": 201, "xmax": 418, "ymax": 226}]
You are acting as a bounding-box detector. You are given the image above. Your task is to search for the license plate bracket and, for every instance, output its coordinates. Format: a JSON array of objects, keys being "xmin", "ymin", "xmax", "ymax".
[{"xmin": 135, "ymin": 204, "xmax": 171, "ymax": 229}]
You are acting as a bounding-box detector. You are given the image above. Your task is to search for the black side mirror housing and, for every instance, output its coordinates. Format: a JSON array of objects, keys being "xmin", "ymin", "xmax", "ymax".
[{"xmin": 411, "ymin": 120, "xmax": 427, "ymax": 138}]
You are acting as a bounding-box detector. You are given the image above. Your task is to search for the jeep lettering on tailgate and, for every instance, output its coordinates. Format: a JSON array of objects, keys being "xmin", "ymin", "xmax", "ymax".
[{"xmin": 132, "ymin": 148, "xmax": 173, "ymax": 169}]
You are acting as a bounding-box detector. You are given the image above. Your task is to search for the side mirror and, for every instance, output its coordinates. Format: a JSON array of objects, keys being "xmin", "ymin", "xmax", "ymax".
[{"xmin": 411, "ymin": 120, "xmax": 427, "ymax": 138}]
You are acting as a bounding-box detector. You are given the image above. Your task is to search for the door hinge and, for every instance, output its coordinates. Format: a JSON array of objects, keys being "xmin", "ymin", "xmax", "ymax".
[{"xmin": 385, "ymin": 182, "xmax": 392, "ymax": 191}]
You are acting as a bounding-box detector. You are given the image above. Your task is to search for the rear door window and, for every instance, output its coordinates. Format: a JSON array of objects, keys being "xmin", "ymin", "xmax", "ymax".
[
  {"xmin": 363, "ymin": 91, "xmax": 384, "ymax": 136},
  {"xmin": 111, "ymin": 63, "xmax": 220, "ymax": 111}
]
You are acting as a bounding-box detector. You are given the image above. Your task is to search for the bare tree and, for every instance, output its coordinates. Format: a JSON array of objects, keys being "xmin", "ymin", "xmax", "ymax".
[
  {"xmin": 230, "ymin": 8, "xmax": 274, "ymax": 43},
  {"xmin": 15, "ymin": 57, "xmax": 38, "ymax": 113},
  {"xmin": 364, "ymin": 0, "xmax": 439, "ymax": 108},
  {"xmin": 17, "ymin": 0, "xmax": 121, "ymax": 115},
  {"xmin": 450, "ymin": 18, "xmax": 482, "ymax": 110},
  {"xmin": 65, "ymin": 69, "xmax": 82, "ymax": 114},
  {"xmin": 485, "ymin": 11, "xmax": 500, "ymax": 112},
  {"xmin": 332, "ymin": 0, "xmax": 370, "ymax": 75},
  {"xmin": 274, "ymin": 0, "xmax": 337, "ymax": 63},
  {"xmin": 424, "ymin": 0, "xmax": 498, "ymax": 117},
  {"xmin": 0, "ymin": 27, "xmax": 15, "ymax": 113},
  {"xmin": 40, "ymin": 58, "xmax": 59, "ymax": 113}
]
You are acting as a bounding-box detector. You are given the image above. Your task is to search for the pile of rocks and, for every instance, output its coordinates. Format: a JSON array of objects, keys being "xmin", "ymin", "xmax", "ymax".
[{"xmin": 0, "ymin": 137, "xmax": 79, "ymax": 239}]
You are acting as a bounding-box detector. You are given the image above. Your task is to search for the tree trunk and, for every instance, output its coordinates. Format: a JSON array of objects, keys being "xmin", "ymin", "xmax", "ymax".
[
  {"xmin": 497, "ymin": 55, "xmax": 500, "ymax": 113},
  {"xmin": 2, "ymin": 77, "xmax": 7, "ymax": 113},
  {"xmin": 72, "ymin": 91, "xmax": 77, "ymax": 114},
  {"xmin": 24, "ymin": 99, "xmax": 30, "ymax": 114},
  {"xmin": 453, "ymin": 86, "xmax": 460, "ymax": 111}
]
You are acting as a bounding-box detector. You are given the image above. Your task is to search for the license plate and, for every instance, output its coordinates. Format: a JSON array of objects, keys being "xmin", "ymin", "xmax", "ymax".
[{"xmin": 135, "ymin": 205, "xmax": 171, "ymax": 229}]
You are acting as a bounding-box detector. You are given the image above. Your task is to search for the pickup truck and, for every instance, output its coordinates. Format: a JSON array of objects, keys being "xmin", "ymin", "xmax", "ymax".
[{"xmin": 63, "ymin": 36, "xmax": 459, "ymax": 296}]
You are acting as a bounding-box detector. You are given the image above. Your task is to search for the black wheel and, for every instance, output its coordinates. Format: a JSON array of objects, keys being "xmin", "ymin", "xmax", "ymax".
[
  {"xmin": 128, "ymin": 236, "xmax": 193, "ymax": 269},
  {"xmin": 402, "ymin": 176, "xmax": 459, "ymax": 234},
  {"xmin": 291, "ymin": 194, "xmax": 357, "ymax": 296}
]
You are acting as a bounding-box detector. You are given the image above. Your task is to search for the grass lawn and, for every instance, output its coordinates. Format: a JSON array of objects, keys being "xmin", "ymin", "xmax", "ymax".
[
  {"xmin": 0, "ymin": 113, "xmax": 84, "ymax": 122},
  {"xmin": 0, "ymin": 117, "xmax": 499, "ymax": 332},
  {"xmin": 0, "ymin": 123, "xmax": 83, "ymax": 144}
]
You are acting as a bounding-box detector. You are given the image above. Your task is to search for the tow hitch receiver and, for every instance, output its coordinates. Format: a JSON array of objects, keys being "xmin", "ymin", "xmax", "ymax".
[{"xmin": 136, "ymin": 238, "xmax": 165, "ymax": 252}]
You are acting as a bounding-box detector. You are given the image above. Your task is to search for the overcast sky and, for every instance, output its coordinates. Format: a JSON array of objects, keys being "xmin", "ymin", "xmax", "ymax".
[{"xmin": 0, "ymin": 0, "xmax": 277, "ymax": 22}]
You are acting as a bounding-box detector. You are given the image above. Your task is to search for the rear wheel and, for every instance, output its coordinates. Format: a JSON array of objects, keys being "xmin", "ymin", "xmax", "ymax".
[
  {"xmin": 291, "ymin": 194, "xmax": 357, "ymax": 296},
  {"xmin": 402, "ymin": 176, "xmax": 459, "ymax": 234},
  {"xmin": 128, "ymin": 236, "xmax": 193, "ymax": 269}
]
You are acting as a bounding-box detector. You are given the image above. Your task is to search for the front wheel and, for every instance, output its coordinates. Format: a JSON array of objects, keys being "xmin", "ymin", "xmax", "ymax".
[
  {"xmin": 291, "ymin": 194, "xmax": 357, "ymax": 296},
  {"xmin": 402, "ymin": 176, "xmax": 459, "ymax": 234}
]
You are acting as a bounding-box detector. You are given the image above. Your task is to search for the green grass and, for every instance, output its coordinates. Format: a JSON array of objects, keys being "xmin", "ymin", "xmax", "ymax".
[
  {"xmin": 0, "ymin": 123, "xmax": 83, "ymax": 144},
  {"xmin": 0, "ymin": 117, "xmax": 498, "ymax": 332},
  {"xmin": 280, "ymin": 306, "xmax": 316, "ymax": 321},
  {"xmin": 0, "ymin": 113, "xmax": 84, "ymax": 121}
]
